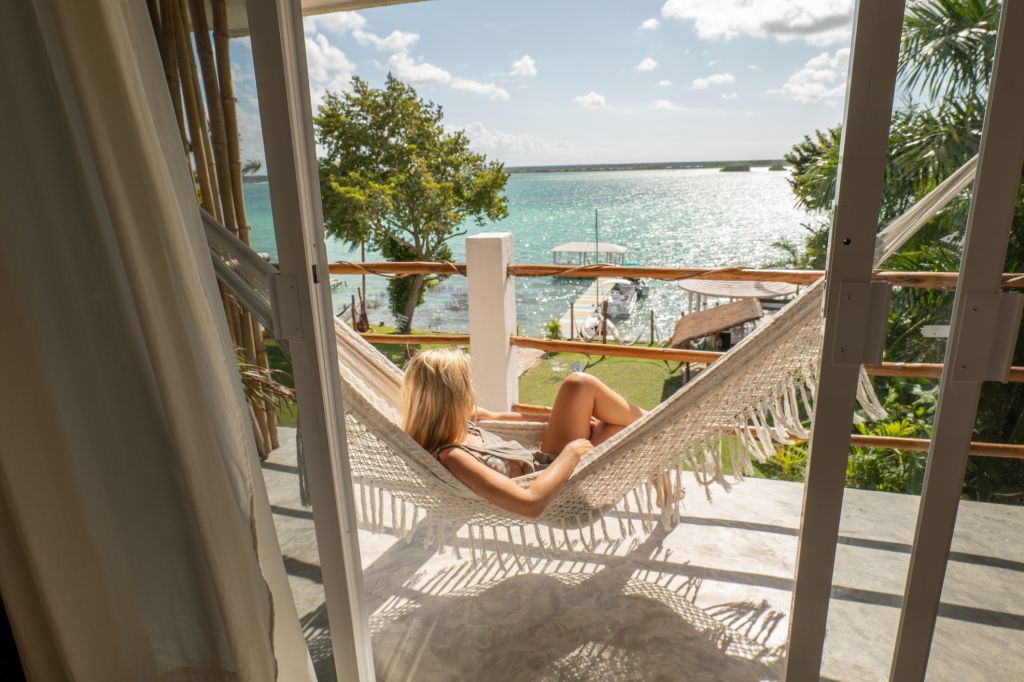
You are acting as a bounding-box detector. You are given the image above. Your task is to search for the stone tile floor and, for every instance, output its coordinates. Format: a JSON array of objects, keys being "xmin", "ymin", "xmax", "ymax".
[{"xmin": 264, "ymin": 429, "xmax": 1024, "ymax": 681}]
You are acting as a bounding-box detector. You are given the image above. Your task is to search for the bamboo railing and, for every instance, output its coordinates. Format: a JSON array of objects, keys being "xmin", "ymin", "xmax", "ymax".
[{"xmin": 148, "ymin": 0, "xmax": 278, "ymax": 456}]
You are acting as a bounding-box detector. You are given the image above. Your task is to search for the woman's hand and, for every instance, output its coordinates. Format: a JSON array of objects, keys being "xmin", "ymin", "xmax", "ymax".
[
  {"xmin": 439, "ymin": 437, "xmax": 593, "ymax": 519},
  {"xmin": 562, "ymin": 438, "xmax": 594, "ymax": 460}
]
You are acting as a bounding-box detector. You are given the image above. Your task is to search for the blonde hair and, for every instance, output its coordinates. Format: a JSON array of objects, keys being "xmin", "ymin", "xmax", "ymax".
[{"xmin": 401, "ymin": 349, "xmax": 476, "ymax": 452}]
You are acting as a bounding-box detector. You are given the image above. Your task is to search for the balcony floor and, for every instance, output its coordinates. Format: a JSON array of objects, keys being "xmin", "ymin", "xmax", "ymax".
[{"xmin": 264, "ymin": 428, "xmax": 1024, "ymax": 681}]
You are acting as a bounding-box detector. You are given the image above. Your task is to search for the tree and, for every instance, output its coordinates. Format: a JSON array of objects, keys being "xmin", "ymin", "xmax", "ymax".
[{"xmin": 315, "ymin": 75, "xmax": 510, "ymax": 332}]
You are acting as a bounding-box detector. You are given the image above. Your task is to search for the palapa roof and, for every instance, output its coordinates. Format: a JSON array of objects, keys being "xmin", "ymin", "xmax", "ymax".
[
  {"xmin": 677, "ymin": 278, "xmax": 799, "ymax": 299},
  {"xmin": 551, "ymin": 242, "xmax": 627, "ymax": 254},
  {"xmin": 669, "ymin": 298, "xmax": 764, "ymax": 348}
]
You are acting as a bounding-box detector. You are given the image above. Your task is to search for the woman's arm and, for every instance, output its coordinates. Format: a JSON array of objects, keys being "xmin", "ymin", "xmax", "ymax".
[
  {"xmin": 438, "ymin": 439, "xmax": 593, "ymax": 518},
  {"xmin": 473, "ymin": 407, "xmax": 549, "ymax": 422}
]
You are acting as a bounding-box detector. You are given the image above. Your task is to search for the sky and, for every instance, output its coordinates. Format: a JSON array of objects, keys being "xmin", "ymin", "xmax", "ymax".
[{"xmin": 232, "ymin": 0, "xmax": 860, "ymax": 167}]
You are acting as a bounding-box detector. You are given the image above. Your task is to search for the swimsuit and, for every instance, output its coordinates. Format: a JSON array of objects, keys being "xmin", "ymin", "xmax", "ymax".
[{"xmin": 433, "ymin": 424, "xmax": 554, "ymax": 478}]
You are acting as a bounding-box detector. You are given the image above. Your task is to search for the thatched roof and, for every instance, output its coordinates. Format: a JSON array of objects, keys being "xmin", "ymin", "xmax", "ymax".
[{"xmin": 669, "ymin": 298, "xmax": 763, "ymax": 348}]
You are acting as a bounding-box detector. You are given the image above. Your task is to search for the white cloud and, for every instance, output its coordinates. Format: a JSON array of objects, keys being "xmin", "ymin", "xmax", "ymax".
[
  {"xmin": 721, "ymin": 92, "xmax": 738, "ymax": 99},
  {"xmin": 305, "ymin": 33, "xmax": 356, "ymax": 102},
  {"xmin": 657, "ymin": 79, "xmax": 673, "ymax": 86},
  {"xmin": 510, "ymin": 55, "xmax": 538, "ymax": 77},
  {"xmin": 747, "ymin": 64, "xmax": 760, "ymax": 70},
  {"xmin": 303, "ymin": 11, "xmax": 366, "ymax": 35},
  {"xmin": 462, "ymin": 122, "xmax": 570, "ymax": 158},
  {"xmin": 353, "ymin": 28, "xmax": 420, "ymax": 53},
  {"xmin": 451, "ymin": 78, "xmax": 510, "ymax": 101},
  {"xmin": 636, "ymin": 57, "xmax": 659, "ymax": 71},
  {"xmin": 691, "ymin": 72, "xmax": 735, "ymax": 89},
  {"xmin": 387, "ymin": 52, "xmax": 452, "ymax": 85},
  {"xmin": 775, "ymin": 47, "xmax": 849, "ymax": 103},
  {"xmin": 661, "ymin": 0, "xmax": 853, "ymax": 46},
  {"xmin": 640, "ymin": 18, "xmax": 661, "ymax": 30},
  {"xmin": 573, "ymin": 91, "xmax": 608, "ymax": 109},
  {"xmin": 707, "ymin": 59, "xmax": 719, "ymax": 66},
  {"xmin": 649, "ymin": 99, "xmax": 683, "ymax": 111}
]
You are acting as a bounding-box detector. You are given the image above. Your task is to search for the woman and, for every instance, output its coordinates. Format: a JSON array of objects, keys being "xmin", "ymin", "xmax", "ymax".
[{"xmin": 401, "ymin": 349, "xmax": 645, "ymax": 518}]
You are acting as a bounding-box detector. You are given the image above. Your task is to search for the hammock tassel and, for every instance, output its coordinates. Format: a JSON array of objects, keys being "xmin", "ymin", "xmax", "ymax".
[{"xmin": 535, "ymin": 523, "xmax": 552, "ymax": 560}]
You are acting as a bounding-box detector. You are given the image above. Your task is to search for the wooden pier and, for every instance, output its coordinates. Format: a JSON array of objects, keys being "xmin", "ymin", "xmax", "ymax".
[{"xmin": 558, "ymin": 277, "xmax": 618, "ymax": 338}]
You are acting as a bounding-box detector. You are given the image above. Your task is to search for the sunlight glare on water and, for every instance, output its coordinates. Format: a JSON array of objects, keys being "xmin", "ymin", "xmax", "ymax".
[{"xmin": 244, "ymin": 166, "xmax": 810, "ymax": 337}]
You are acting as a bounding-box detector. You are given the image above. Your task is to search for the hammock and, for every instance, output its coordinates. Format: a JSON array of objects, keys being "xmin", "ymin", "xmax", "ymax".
[{"xmin": 205, "ymin": 157, "xmax": 977, "ymax": 560}]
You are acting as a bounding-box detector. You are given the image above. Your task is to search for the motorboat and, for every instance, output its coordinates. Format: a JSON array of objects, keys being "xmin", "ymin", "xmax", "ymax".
[{"xmin": 602, "ymin": 278, "xmax": 644, "ymax": 318}]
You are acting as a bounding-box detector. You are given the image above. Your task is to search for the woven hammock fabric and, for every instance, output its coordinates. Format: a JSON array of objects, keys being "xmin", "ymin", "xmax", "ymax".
[{"xmin": 205, "ymin": 156, "xmax": 977, "ymax": 560}]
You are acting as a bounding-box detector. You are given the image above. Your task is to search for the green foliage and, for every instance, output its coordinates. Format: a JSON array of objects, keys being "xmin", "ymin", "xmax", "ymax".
[
  {"xmin": 720, "ymin": 163, "xmax": 751, "ymax": 172},
  {"xmin": 899, "ymin": 0, "xmax": 1000, "ymax": 107},
  {"xmin": 847, "ymin": 420, "xmax": 927, "ymax": 493},
  {"xmin": 241, "ymin": 159, "xmax": 262, "ymax": 175},
  {"xmin": 544, "ymin": 317, "xmax": 563, "ymax": 340},
  {"xmin": 314, "ymin": 74, "xmax": 509, "ymax": 331},
  {"xmin": 755, "ymin": 445, "xmax": 807, "ymax": 482}
]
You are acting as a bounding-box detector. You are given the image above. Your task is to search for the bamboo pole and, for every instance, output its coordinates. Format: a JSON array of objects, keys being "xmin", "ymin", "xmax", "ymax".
[
  {"xmin": 172, "ymin": 0, "xmax": 216, "ymax": 218},
  {"xmin": 157, "ymin": 0, "xmax": 185, "ymax": 148},
  {"xmin": 326, "ymin": 261, "xmax": 1024, "ymax": 289},
  {"xmin": 212, "ymin": 0, "xmax": 250, "ymax": 244},
  {"xmin": 187, "ymin": 0, "xmax": 237, "ymax": 235}
]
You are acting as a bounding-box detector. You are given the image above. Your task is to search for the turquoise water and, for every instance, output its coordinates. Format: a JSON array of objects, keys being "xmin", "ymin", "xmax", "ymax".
[{"xmin": 244, "ymin": 167, "xmax": 809, "ymax": 337}]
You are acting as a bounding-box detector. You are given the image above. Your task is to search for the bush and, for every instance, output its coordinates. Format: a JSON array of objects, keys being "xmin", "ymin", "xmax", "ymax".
[{"xmin": 544, "ymin": 317, "xmax": 563, "ymax": 340}]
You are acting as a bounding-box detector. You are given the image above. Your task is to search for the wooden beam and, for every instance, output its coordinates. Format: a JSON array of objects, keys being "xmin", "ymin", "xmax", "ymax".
[
  {"xmin": 512, "ymin": 402, "xmax": 1024, "ymax": 459},
  {"xmin": 360, "ymin": 332, "xmax": 470, "ymax": 345},
  {"xmin": 360, "ymin": 332, "xmax": 1024, "ymax": 383},
  {"xmin": 327, "ymin": 261, "xmax": 1024, "ymax": 289},
  {"xmin": 509, "ymin": 335, "xmax": 721, "ymax": 363}
]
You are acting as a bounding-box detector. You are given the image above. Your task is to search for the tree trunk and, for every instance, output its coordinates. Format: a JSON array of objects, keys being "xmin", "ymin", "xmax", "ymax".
[{"xmin": 398, "ymin": 275, "xmax": 426, "ymax": 334}]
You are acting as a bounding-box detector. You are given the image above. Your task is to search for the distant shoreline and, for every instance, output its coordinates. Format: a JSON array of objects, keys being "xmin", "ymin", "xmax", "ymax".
[
  {"xmin": 505, "ymin": 159, "xmax": 787, "ymax": 174},
  {"xmin": 242, "ymin": 158, "xmax": 788, "ymax": 183}
]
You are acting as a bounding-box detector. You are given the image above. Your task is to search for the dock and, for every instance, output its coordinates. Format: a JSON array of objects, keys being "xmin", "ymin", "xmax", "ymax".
[{"xmin": 559, "ymin": 277, "xmax": 618, "ymax": 338}]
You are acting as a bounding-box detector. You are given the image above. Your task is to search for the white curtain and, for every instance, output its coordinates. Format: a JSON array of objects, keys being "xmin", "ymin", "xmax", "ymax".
[{"xmin": 0, "ymin": 0, "xmax": 313, "ymax": 679}]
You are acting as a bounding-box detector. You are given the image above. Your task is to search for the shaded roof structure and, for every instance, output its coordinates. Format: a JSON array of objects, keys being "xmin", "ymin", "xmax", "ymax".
[
  {"xmin": 677, "ymin": 278, "xmax": 798, "ymax": 299},
  {"xmin": 551, "ymin": 242, "xmax": 627, "ymax": 254},
  {"xmin": 668, "ymin": 298, "xmax": 764, "ymax": 348}
]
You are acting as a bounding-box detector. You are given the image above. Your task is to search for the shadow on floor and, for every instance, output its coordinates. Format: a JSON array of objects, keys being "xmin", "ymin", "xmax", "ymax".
[{"xmin": 299, "ymin": 528, "xmax": 786, "ymax": 681}]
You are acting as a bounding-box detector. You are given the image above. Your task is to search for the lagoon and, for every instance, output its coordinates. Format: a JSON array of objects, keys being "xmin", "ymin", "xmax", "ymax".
[{"xmin": 244, "ymin": 166, "xmax": 810, "ymax": 338}]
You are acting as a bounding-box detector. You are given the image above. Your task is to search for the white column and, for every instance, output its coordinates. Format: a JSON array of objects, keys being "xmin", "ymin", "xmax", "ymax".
[
  {"xmin": 467, "ymin": 233, "xmax": 519, "ymax": 411},
  {"xmin": 247, "ymin": 1, "xmax": 374, "ymax": 680},
  {"xmin": 784, "ymin": 0, "xmax": 906, "ymax": 679},
  {"xmin": 890, "ymin": 1, "xmax": 1024, "ymax": 677}
]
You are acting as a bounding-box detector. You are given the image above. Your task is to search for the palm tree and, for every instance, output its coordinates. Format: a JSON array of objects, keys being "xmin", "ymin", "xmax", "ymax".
[{"xmin": 899, "ymin": 0, "xmax": 1000, "ymax": 107}]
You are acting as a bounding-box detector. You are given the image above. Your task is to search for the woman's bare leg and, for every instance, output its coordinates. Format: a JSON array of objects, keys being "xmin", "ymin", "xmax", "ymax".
[{"xmin": 541, "ymin": 373, "xmax": 644, "ymax": 455}]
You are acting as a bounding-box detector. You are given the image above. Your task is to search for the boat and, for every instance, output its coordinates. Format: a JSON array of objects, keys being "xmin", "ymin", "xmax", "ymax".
[
  {"xmin": 602, "ymin": 278, "xmax": 640, "ymax": 318},
  {"xmin": 579, "ymin": 307, "xmax": 621, "ymax": 342}
]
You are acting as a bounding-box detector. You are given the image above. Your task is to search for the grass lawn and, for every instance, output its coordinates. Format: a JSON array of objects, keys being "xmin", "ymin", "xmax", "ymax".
[{"xmin": 518, "ymin": 352, "xmax": 686, "ymax": 411}]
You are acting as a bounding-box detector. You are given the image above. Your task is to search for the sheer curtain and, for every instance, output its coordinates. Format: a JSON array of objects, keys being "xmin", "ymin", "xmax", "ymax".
[{"xmin": 0, "ymin": 0, "xmax": 312, "ymax": 679}]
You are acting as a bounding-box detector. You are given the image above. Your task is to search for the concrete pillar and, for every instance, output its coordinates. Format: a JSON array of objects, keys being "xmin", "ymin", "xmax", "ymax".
[{"xmin": 466, "ymin": 232, "xmax": 518, "ymax": 411}]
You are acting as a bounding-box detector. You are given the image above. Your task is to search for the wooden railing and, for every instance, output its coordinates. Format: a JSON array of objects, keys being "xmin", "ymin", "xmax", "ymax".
[
  {"xmin": 510, "ymin": 402, "xmax": 1024, "ymax": 460},
  {"xmin": 359, "ymin": 332, "xmax": 1024, "ymax": 384},
  {"xmin": 328, "ymin": 260, "xmax": 1024, "ymax": 289}
]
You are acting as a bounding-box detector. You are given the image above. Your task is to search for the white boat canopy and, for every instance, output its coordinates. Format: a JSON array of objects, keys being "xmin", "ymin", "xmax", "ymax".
[
  {"xmin": 551, "ymin": 242, "xmax": 627, "ymax": 254},
  {"xmin": 677, "ymin": 278, "xmax": 799, "ymax": 299}
]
